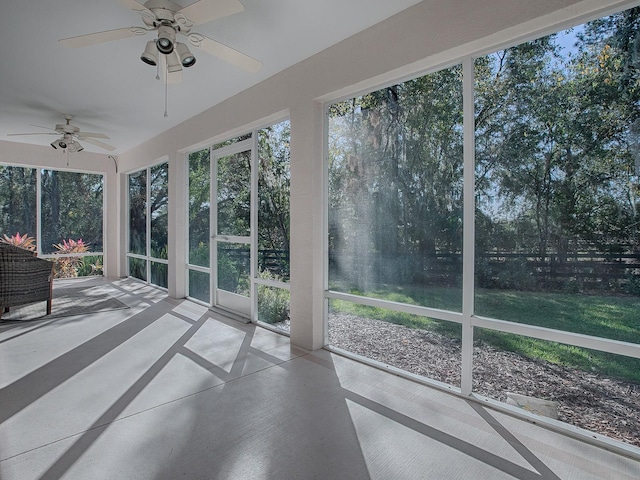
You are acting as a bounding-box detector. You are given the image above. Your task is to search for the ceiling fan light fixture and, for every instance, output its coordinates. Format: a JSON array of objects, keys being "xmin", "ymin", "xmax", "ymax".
[
  {"xmin": 69, "ymin": 141, "xmax": 84, "ymax": 153},
  {"xmin": 51, "ymin": 139, "xmax": 67, "ymax": 150},
  {"xmin": 176, "ymin": 42, "xmax": 196, "ymax": 68},
  {"xmin": 141, "ymin": 40, "xmax": 158, "ymax": 66},
  {"xmin": 156, "ymin": 25, "xmax": 176, "ymax": 54}
]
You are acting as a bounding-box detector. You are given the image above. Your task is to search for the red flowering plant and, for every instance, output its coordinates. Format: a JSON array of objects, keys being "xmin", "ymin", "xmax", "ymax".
[
  {"xmin": 53, "ymin": 238, "xmax": 90, "ymax": 278},
  {"xmin": 1, "ymin": 232, "xmax": 36, "ymax": 251}
]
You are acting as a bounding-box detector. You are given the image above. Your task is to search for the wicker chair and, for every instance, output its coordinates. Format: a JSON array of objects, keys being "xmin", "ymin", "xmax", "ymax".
[{"xmin": 0, "ymin": 242, "xmax": 54, "ymax": 320}]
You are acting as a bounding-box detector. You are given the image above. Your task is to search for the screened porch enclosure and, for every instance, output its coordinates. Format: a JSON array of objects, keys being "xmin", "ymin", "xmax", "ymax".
[{"xmin": 2, "ymin": 0, "xmax": 640, "ymax": 464}]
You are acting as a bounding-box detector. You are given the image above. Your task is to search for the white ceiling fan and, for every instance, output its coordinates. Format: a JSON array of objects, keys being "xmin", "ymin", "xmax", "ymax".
[
  {"xmin": 59, "ymin": 0, "xmax": 262, "ymax": 83},
  {"xmin": 7, "ymin": 114, "xmax": 116, "ymax": 153}
]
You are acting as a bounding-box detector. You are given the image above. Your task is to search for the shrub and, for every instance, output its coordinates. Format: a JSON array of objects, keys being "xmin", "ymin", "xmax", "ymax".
[
  {"xmin": 475, "ymin": 257, "xmax": 536, "ymax": 290},
  {"xmin": 53, "ymin": 238, "xmax": 89, "ymax": 278},
  {"xmin": 625, "ymin": 274, "xmax": 640, "ymax": 296},
  {"xmin": 1, "ymin": 232, "xmax": 36, "ymax": 251},
  {"xmin": 75, "ymin": 255, "xmax": 104, "ymax": 277},
  {"xmin": 257, "ymin": 270, "xmax": 290, "ymax": 324}
]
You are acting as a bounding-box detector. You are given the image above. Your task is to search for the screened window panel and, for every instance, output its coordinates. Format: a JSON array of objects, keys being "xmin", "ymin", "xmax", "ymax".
[
  {"xmin": 328, "ymin": 299, "xmax": 462, "ymax": 388},
  {"xmin": 151, "ymin": 261, "xmax": 168, "ymax": 288},
  {"xmin": 328, "ymin": 66, "xmax": 464, "ymax": 312},
  {"xmin": 217, "ymin": 151, "xmax": 251, "ymax": 237},
  {"xmin": 40, "ymin": 170, "xmax": 103, "ymax": 254},
  {"xmin": 129, "ymin": 257, "xmax": 147, "ymax": 281},
  {"xmin": 0, "ymin": 165, "xmax": 37, "ymax": 246},
  {"xmin": 473, "ymin": 21, "xmax": 640, "ymax": 345},
  {"xmin": 189, "ymin": 149, "xmax": 211, "ymax": 267},
  {"xmin": 257, "ymin": 285, "xmax": 290, "ymax": 328},
  {"xmin": 150, "ymin": 163, "xmax": 168, "ymax": 260},
  {"xmin": 189, "ymin": 269, "xmax": 210, "ymax": 303},
  {"xmin": 258, "ymin": 121, "xmax": 291, "ymax": 282},
  {"xmin": 473, "ymin": 328, "xmax": 640, "ymax": 446},
  {"xmin": 217, "ymin": 243, "xmax": 250, "ymax": 296},
  {"xmin": 129, "ymin": 170, "xmax": 147, "ymax": 256}
]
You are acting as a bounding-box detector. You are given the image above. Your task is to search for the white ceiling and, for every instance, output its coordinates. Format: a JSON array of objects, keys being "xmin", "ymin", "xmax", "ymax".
[{"xmin": 0, "ymin": 0, "xmax": 423, "ymax": 155}]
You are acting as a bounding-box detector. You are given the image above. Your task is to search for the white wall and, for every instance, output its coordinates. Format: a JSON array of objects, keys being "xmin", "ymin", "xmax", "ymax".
[{"xmin": 3, "ymin": 0, "xmax": 634, "ymax": 350}]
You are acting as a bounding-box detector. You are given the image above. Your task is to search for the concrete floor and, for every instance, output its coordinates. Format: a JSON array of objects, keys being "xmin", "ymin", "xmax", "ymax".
[{"xmin": 1, "ymin": 277, "xmax": 639, "ymax": 479}]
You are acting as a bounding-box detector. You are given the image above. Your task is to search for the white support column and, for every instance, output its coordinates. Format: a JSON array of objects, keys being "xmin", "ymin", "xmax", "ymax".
[
  {"xmin": 103, "ymin": 166, "xmax": 121, "ymax": 277},
  {"xmin": 168, "ymin": 151, "xmax": 187, "ymax": 298},
  {"xmin": 289, "ymin": 101, "xmax": 325, "ymax": 351},
  {"xmin": 119, "ymin": 169, "xmax": 129, "ymax": 278},
  {"xmin": 461, "ymin": 57, "xmax": 476, "ymax": 396}
]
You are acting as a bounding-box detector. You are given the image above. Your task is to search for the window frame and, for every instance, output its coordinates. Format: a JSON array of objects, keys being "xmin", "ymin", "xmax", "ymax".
[
  {"xmin": 126, "ymin": 160, "xmax": 169, "ymax": 289},
  {"xmin": 0, "ymin": 162, "xmax": 106, "ymax": 264}
]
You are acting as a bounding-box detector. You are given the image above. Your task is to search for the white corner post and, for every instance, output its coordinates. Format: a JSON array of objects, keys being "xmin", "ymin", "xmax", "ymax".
[{"xmin": 289, "ymin": 101, "xmax": 325, "ymax": 351}]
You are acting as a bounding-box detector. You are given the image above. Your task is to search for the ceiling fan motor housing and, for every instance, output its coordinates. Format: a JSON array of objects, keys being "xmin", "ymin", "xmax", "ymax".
[
  {"xmin": 55, "ymin": 123, "xmax": 80, "ymax": 135},
  {"xmin": 142, "ymin": 0, "xmax": 184, "ymax": 17}
]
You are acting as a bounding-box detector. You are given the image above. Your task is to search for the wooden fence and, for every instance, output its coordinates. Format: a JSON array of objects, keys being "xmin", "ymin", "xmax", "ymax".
[
  {"xmin": 478, "ymin": 251, "xmax": 640, "ymax": 291},
  {"xmin": 330, "ymin": 249, "xmax": 640, "ymax": 293}
]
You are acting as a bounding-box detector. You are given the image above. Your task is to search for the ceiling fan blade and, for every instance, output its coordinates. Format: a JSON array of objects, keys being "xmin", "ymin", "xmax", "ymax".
[
  {"xmin": 117, "ymin": 0, "xmax": 146, "ymax": 11},
  {"xmin": 179, "ymin": 0, "xmax": 244, "ymax": 26},
  {"xmin": 77, "ymin": 132, "xmax": 110, "ymax": 140},
  {"xmin": 81, "ymin": 137, "xmax": 116, "ymax": 152},
  {"xmin": 187, "ymin": 33, "xmax": 261, "ymax": 73},
  {"xmin": 30, "ymin": 124, "xmax": 56, "ymax": 131},
  {"xmin": 7, "ymin": 132, "xmax": 59, "ymax": 136},
  {"xmin": 59, "ymin": 27, "xmax": 148, "ymax": 48},
  {"xmin": 117, "ymin": 0, "xmax": 155, "ymax": 23}
]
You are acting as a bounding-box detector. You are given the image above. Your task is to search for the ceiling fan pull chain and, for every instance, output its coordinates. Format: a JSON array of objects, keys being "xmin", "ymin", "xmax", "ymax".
[{"xmin": 164, "ymin": 63, "xmax": 169, "ymax": 117}]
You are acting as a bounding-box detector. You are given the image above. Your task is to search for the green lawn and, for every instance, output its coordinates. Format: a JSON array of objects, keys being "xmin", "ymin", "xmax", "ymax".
[{"xmin": 330, "ymin": 285, "xmax": 640, "ymax": 383}]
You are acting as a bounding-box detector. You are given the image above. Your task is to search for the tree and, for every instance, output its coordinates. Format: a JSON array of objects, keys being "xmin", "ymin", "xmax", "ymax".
[
  {"xmin": 129, "ymin": 169, "xmax": 147, "ymax": 256},
  {"xmin": 188, "ymin": 148, "xmax": 211, "ymax": 266},
  {"xmin": 475, "ymin": 7, "xmax": 640, "ymax": 290},
  {"xmin": 0, "ymin": 165, "xmax": 37, "ymax": 240},
  {"xmin": 150, "ymin": 163, "xmax": 168, "ymax": 259},
  {"xmin": 40, "ymin": 170, "xmax": 103, "ymax": 254}
]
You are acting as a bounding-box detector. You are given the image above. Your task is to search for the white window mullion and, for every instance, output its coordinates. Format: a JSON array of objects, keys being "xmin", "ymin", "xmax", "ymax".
[
  {"xmin": 101, "ymin": 173, "xmax": 107, "ymax": 275},
  {"xmin": 36, "ymin": 169, "xmax": 42, "ymax": 256},
  {"xmin": 461, "ymin": 56, "xmax": 476, "ymax": 396},
  {"xmin": 146, "ymin": 166, "xmax": 152, "ymax": 282},
  {"xmin": 210, "ymin": 146, "xmax": 217, "ymax": 307},
  {"xmin": 125, "ymin": 174, "xmax": 130, "ymax": 276},
  {"xmin": 250, "ymin": 130, "xmax": 259, "ymax": 322},
  {"xmin": 323, "ymin": 106, "xmax": 331, "ymax": 347},
  {"xmin": 184, "ymin": 152, "xmax": 190, "ymax": 296}
]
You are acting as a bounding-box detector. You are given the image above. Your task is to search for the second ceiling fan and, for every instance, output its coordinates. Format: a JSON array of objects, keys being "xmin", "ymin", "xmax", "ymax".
[
  {"xmin": 8, "ymin": 114, "xmax": 116, "ymax": 153},
  {"xmin": 59, "ymin": 0, "xmax": 262, "ymax": 82}
]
